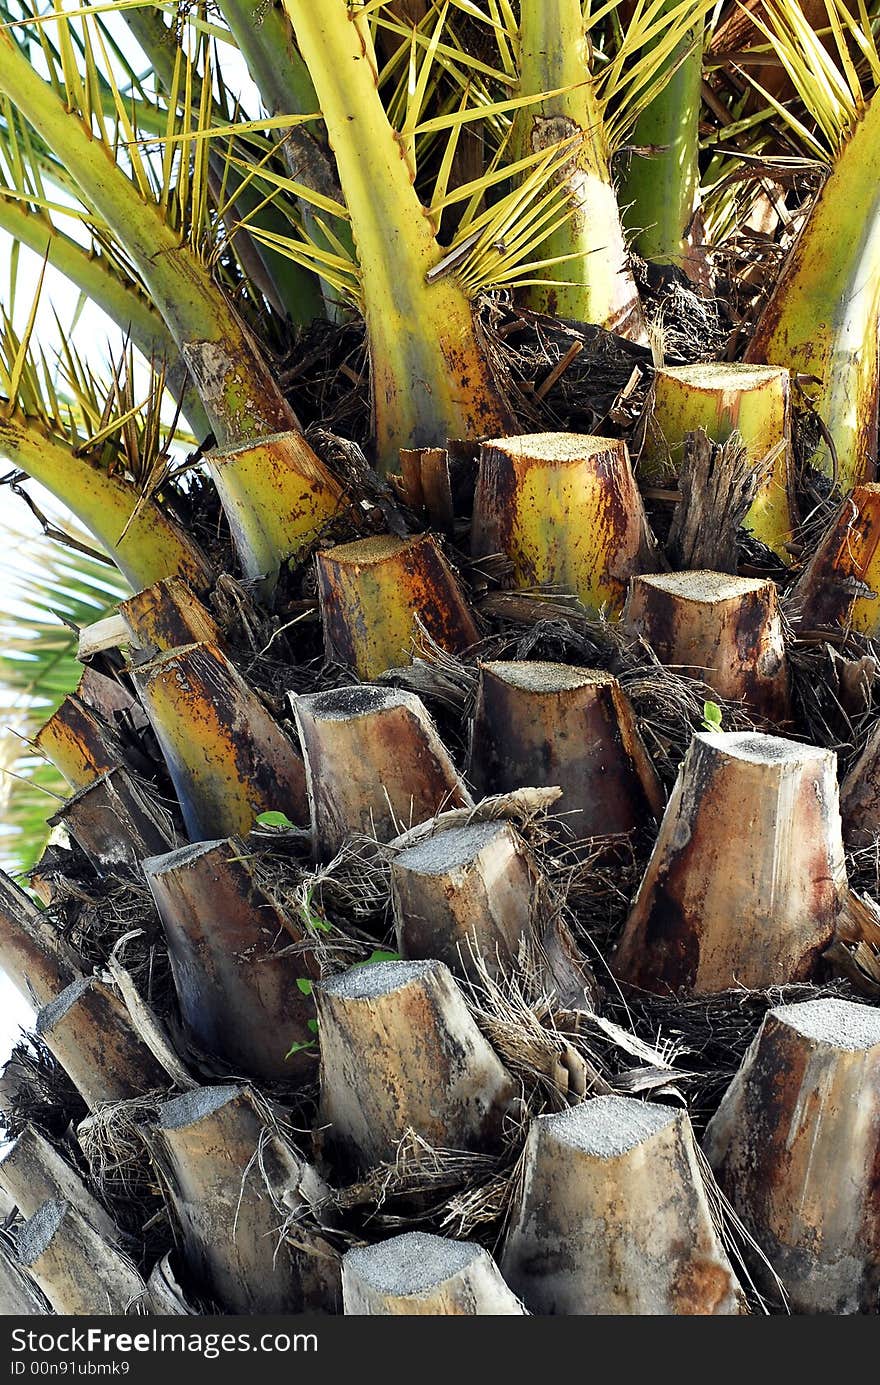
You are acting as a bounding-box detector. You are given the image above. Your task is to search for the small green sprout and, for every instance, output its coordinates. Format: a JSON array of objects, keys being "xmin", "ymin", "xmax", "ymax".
[{"xmin": 701, "ymin": 700, "xmax": 723, "ymax": 733}]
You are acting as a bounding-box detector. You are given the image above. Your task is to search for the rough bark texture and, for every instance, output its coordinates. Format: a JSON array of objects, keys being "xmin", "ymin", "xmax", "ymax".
[
  {"xmin": 0, "ymin": 1241, "xmax": 50, "ymax": 1314},
  {"xmin": 0, "ymin": 1127, "xmax": 121, "ymax": 1243},
  {"xmin": 77, "ymin": 667, "xmax": 142, "ymax": 721},
  {"xmin": 154, "ymin": 1084, "xmax": 339, "ymax": 1314},
  {"xmin": 612, "ymin": 732, "xmax": 847, "ymax": 994},
  {"xmin": 143, "ymin": 838, "xmax": 317, "ymax": 1080},
  {"xmin": 343, "ymin": 1231, "xmax": 526, "ymax": 1314},
  {"xmin": 471, "ymin": 433, "xmax": 657, "ymax": 616},
  {"xmin": 120, "ymin": 577, "xmax": 223, "ymax": 655},
  {"xmin": 469, "ymin": 661, "xmax": 663, "ymax": 837},
  {"xmin": 34, "ymin": 695, "xmax": 125, "ymax": 789},
  {"xmin": 292, "ymin": 684, "xmax": 471, "ymax": 857},
  {"xmin": 35, "ymin": 976, "xmax": 167, "ymax": 1109},
  {"xmin": 315, "ymin": 959, "xmax": 516, "ymax": 1172},
  {"xmin": 398, "ymin": 448, "xmax": 455, "ymax": 532},
  {"xmin": 666, "ymin": 430, "xmax": 763, "ymax": 572},
  {"xmin": 316, "ymin": 532, "xmax": 479, "ymax": 679},
  {"xmin": 644, "ymin": 363, "xmax": 795, "ymax": 562},
  {"xmin": 790, "ymin": 483, "xmax": 880, "ymax": 636},
  {"xmin": 0, "ymin": 869, "xmax": 82, "ymax": 1008},
  {"xmin": 15, "ymin": 1199, "xmax": 145, "ymax": 1315},
  {"xmin": 840, "ymin": 720, "xmax": 880, "ymax": 849},
  {"xmin": 146, "ymin": 1252, "xmax": 196, "ymax": 1315},
  {"xmin": 501, "ymin": 1096, "xmax": 745, "ymax": 1314},
  {"xmin": 131, "ymin": 642, "xmax": 308, "ymax": 840},
  {"xmin": 50, "ymin": 767, "xmax": 178, "ymax": 872},
  {"xmin": 391, "ymin": 820, "xmax": 536, "ymax": 979},
  {"xmin": 625, "ymin": 571, "xmax": 790, "ymax": 722},
  {"xmin": 704, "ymin": 997, "xmax": 880, "ymax": 1313}
]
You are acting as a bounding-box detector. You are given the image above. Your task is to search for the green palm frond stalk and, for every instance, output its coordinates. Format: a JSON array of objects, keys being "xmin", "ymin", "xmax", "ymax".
[
  {"xmin": 516, "ymin": 0, "xmax": 648, "ymax": 341},
  {"xmin": 743, "ymin": 0, "xmax": 880, "ymax": 489},
  {"xmin": 283, "ymin": 0, "xmax": 516, "ymax": 470},
  {"xmin": 619, "ymin": 2, "xmax": 706, "ymax": 283}
]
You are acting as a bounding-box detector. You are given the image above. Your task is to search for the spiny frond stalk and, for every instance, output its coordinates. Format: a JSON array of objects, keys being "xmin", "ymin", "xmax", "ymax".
[
  {"xmin": 745, "ymin": 0, "xmax": 880, "ymax": 488},
  {"xmin": 516, "ymin": 0, "xmax": 647, "ymax": 341},
  {"xmin": 0, "ymin": 21, "xmax": 293, "ymax": 448},
  {"xmin": 282, "ymin": 0, "xmax": 515, "ymax": 472},
  {"xmin": 212, "ymin": 0, "xmax": 355, "ymax": 318},
  {"xmin": 619, "ymin": 1, "xmax": 706, "ymax": 283},
  {"xmin": 119, "ymin": 3, "xmax": 326, "ymax": 326},
  {"xmin": 0, "ymin": 192, "xmax": 207, "ymax": 435},
  {"xmin": 0, "ymin": 415, "xmax": 211, "ymax": 592},
  {"xmin": 0, "ymin": 16, "xmax": 347, "ymax": 580}
]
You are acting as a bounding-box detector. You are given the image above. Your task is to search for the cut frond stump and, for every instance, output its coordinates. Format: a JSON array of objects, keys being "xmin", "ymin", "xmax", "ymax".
[
  {"xmin": 15, "ymin": 1199, "xmax": 145, "ymax": 1316},
  {"xmin": 154, "ymin": 1084, "xmax": 337, "ymax": 1314},
  {"xmin": 624, "ymin": 572, "xmax": 790, "ymax": 723},
  {"xmin": 146, "ymin": 1252, "xmax": 195, "ymax": 1316},
  {"xmin": 77, "ymin": 667, "xmax": 141, "ymax": 722},
  {"xmin": 0, "ymin": 1241, "xmax": 50, "ymax": 1314},
  {"xmin": 643, "ymin": 363, "xmax": 795, "ymax": 561},
  {"xmin": 391, "ymin": 820, "xmax": 536, "ymax": 980},
  {"xmin": 342, "ymin": 1231, "xmax": 526, "ymax": 1315},
  {"xmin": 50, "ymin": 767, "xmax": 177, "ymax": 872},
  {"xmin": 143, "ymin": 838, "xmax": 316, "ymax": 1081},
  {"xmin": 206, "ymin": 430, "xmax": 345, "ymax": 584},
  {"xmin": 704, "ymin": 998, "xmax": 880, "ymax": 1313},
  {"xmin": 0, "ymin": 869, "xmax": 81, "ymax": 1008},
  {"xmin": 501, "ymin": 1096, "xmax": 745, "ymax": 1315},
  {"xmin": 469, "ymin": 661, "xmax": 663, "ymax": 837},
  {"xmin": 34, "ymin": 977, "xmax": 166, "ymax": 1109},
  {"xmin": 316, "ymin": 533, "xmax": 478, "ymax": 680},
  {"xmin": 77, "ymin": 615, "xmax": 130, "ymax": 663},
  {"xmin": 292, "ymin": 685, "xmax": 471, "ymax": 857},
  {"xmin": 790, "ymin": 484, "xmax": 880, "ymax": 635},
  {"xmin": 471, "ymin": 433, "xmax": 656, "ymax": 616},
  {"xmin": 0, "ymin": 1127, "xmax": 121, "ymax": 1243},
  {"xmin": 34, "ymin": 696, "xmax": 125, "ymax": 790},
  {"xmin": 315, "ymin": 959, "xmax": 516, "ymax": 1172},
  {"xmin": 119, "ymin": 577, "xmax": 222, "ymax": 655},
  {"xmin": 398, "ymin": 448, "xmax": 455, "ymax": 533},
  {"xmin": 132, "ymin": 642, "xmax": 308, "ymax": 840},
  {"xmin": 613, "ymin": 732, "xmax": 847, "ymax": 994},
  {"xmin": 840, "ymin": 721, "xmax": 880, "ymax": 849}
]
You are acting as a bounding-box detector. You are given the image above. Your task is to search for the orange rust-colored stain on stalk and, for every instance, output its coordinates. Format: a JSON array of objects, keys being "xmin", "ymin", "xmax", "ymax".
[
  {"xmin": 793, "ymin": 483, "xmax": 880, "ymax": 634},
  {"xmin": 471, "ymin": 433, "xmax": 655, "ymax": 616},
  {"xmin": 670, "ymin": 1254, "xmax": 744, "ymax": 1316},
  {"xmin": 317, "ymin": 532, "xmax": 479, "ymax": 679},
  {"xmin": 132, "ymin": 642, "xmax": 307, "ymax": 841},
  {"xmin": 35, "ymin": 696, "xmax": 120, "ymax": 789},
  {"xmin": 120, "ymin": 577, "xmax": 222, "ymax": 654}
]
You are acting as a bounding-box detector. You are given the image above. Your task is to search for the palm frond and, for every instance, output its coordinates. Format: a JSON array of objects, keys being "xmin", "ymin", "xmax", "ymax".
[
  {"xmin": 735, "ymin": 0, "xmax": 880, "ymax": 157},
  {"xmin": 0, "ymin": 511, "xmax": 127, "ymax": 873}
]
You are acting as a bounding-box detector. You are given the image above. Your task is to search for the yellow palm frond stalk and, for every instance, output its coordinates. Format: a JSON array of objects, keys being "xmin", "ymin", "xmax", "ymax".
[
  {"xmin": 280, "ymin": 0, "xmax": 518, "ymax": 472},
  {"xmin": 515, "ymin": 0, "xmax": 647, "ymax": 340},
  {"xmin": 0, "ymin": 298, "xmax": 211, "ymax": 593},
  {"xmin": 0, "ymin": 19, "xmax": 342, "ymax": 580},
  {"xmin": 744, "ymin": 0, "xmax": 880, "ymax": 490}
]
